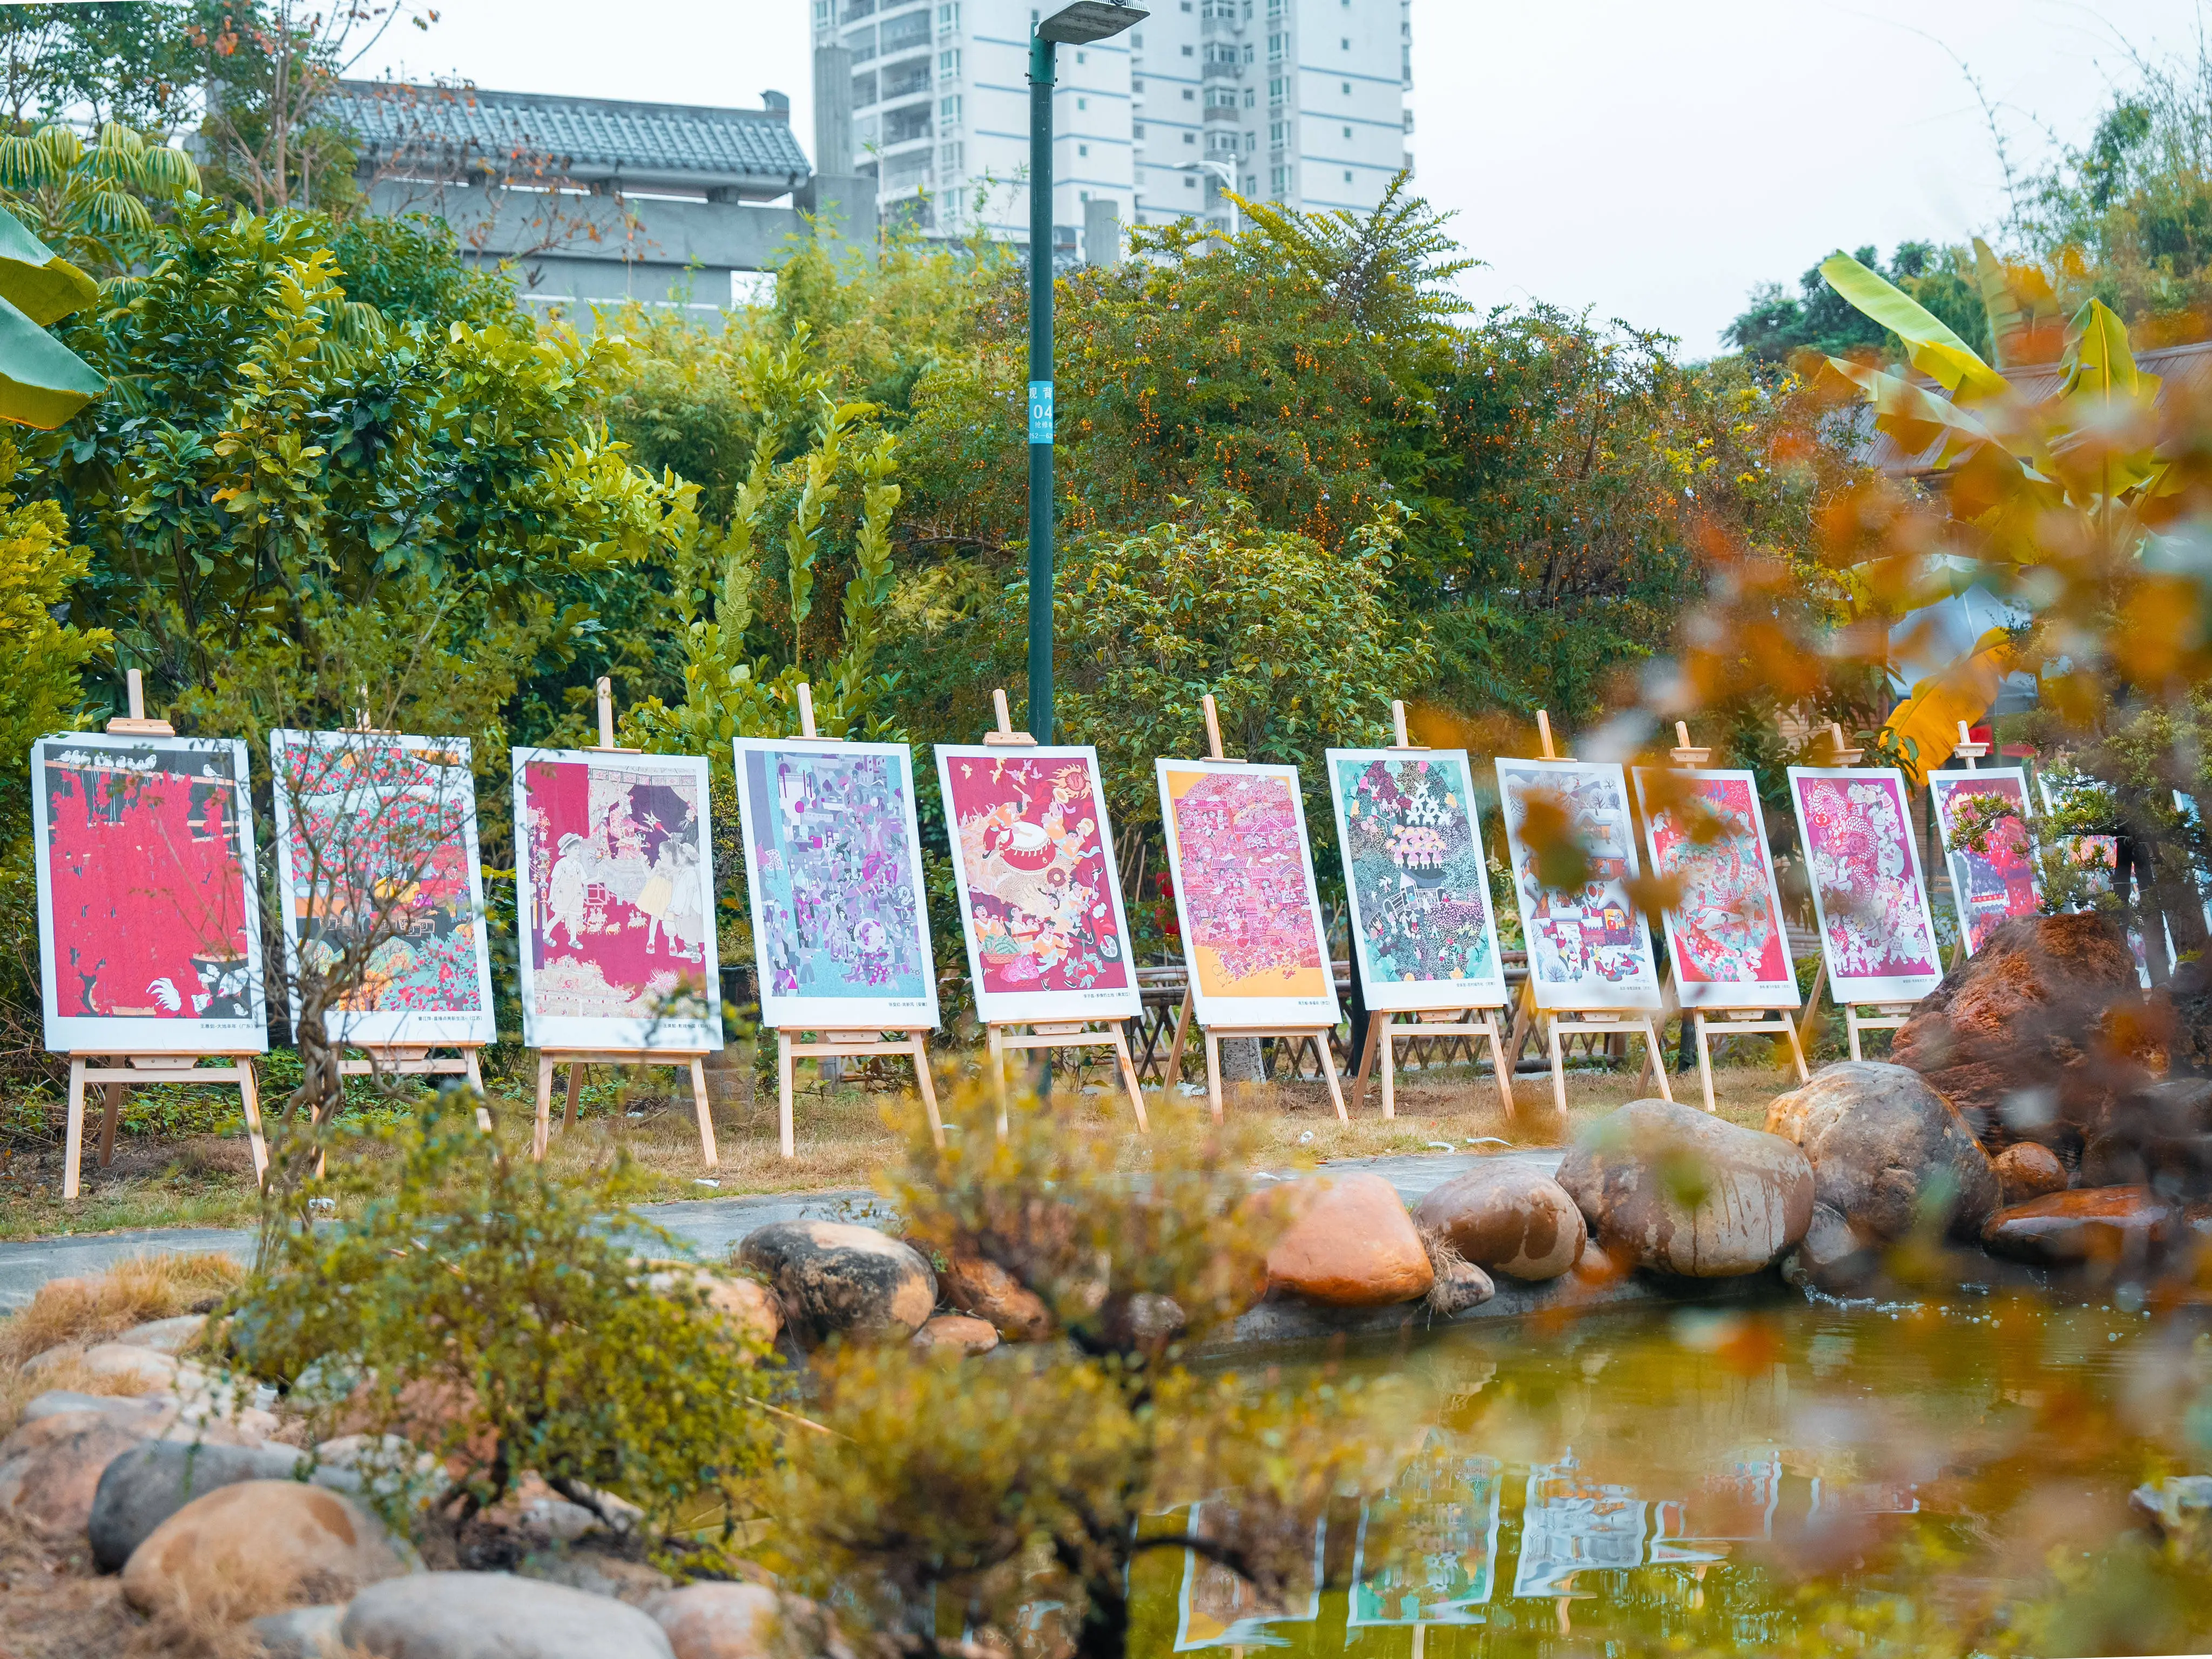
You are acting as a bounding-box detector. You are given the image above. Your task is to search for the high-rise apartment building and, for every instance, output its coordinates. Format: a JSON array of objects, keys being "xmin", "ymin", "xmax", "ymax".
[{"xmin": 810, "ymin": 0, "xmax": 1409, "ymax": 252}]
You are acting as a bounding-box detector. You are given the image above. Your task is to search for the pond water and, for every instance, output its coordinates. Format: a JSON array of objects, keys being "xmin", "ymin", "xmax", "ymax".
[{"xmin": 1128, "ymin": 1297, "xmax": 2212, "ymax": 1659}]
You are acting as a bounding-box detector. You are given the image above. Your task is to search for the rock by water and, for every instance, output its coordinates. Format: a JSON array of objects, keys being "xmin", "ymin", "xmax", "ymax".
[
  {"xmin": 736, "ymin": 1221, "xmax": 938, "ymax": 1346},
  {"xmin": 1264, "ymin": 1173, "xmax": 1435, "ymax": 1306},
  {"xmin": 342, "ymin": 1570, "xmax": 678, "ymax": 1658},
  {"xmin": 1412, "ymin": 1163, "xmax": 1586, "ymax": 1281},
  {"xmin": 1763, "ymin": 1061, "xmax": 1999, "ymax": 1242},
  {"xmin": 1993, "ymin": 1141, "xmax": 2069, "ymax": 1206}
]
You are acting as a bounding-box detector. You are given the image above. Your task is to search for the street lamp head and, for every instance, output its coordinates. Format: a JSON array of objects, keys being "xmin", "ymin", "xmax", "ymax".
[{"xmin": 1036, "ymin": 1, "xmax": 1149, "ymax": 44}]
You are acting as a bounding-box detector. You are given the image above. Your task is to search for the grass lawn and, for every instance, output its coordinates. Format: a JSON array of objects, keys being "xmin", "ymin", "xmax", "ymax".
[{"xmin": 0, "ymin": 1044, "xmax": 1809, "ymax": 1242}]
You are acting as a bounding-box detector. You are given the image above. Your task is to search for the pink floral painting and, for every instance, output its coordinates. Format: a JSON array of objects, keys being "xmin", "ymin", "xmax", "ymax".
[
  {"xmin": 1637, "ymin": 770, "xmax": 1797, "ymax": 1008},
  {"xmin": 1928, "ymin": 769, "xmax": 2039, "ymax": 956},
  {"xmin": 1788, "ymin": 768, "xmax": 1940, "ymax": 999}
]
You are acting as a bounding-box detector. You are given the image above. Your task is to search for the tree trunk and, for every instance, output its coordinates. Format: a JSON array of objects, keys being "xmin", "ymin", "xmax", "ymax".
[{"xmin": 1219, "ymin": 1037, "xmax": 1264, "ymax": 1083}]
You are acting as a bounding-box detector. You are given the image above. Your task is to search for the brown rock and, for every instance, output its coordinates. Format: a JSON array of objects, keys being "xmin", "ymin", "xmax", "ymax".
[
  {"xmin": 911, "ymin": 1314, "xmax": 1000, "ymax": 1355},
  {"xmin": 1556, "ymin": 1098, "xmax": 1813, "ymax": 1278},
  {"xmin": 1993, "ymin": 1141, "xmax": 2069, "ymax": 1206},
  {"xmin": 736, "ymin": 1222, "xmax": 938, "ymax": 1346},
  {"xmin": 941, "ymin": 1255, "xmax": 1053, "ymax": 1341},
  {"xmin": 1980, "ymin": 1186, "xmax": 2175, "ymax": 1267},
  {"xmin": 1412, "ymin": 1164, "xmax": 1586, "ymax": 1280},
  {"xmin": 1763, "ymin": 1062, "xmax": 1999, "ymax": 1242},
  {"xmin": 646, "ymin": 1582, "xmax": 782, "ymax": 1659},
  {"xmin": 0, "ymin": 1414, "xmax": 147, "ymax": 1536},
  {"xmin": 1566, "ymin": 1236, "xmax": 1627, "ymax": 1292},
  {"xmin": 1778, "ymin": 1203, "xmax": 1878, "ymax": 1293},
  {"xmin": 649, "ymin": 1265, "xmax": 783, "ymax": 1346},
  {"xmin": 1891, "ymin": 913, "xmax": 2153, "ymax": 1156},
  {"xmin": 121, "ymin": 1480, "xmax": 404, "ymax": 1614},
  {"xmin": 1264, "ymin": 1173, "xmax": 1434, "ymax": 1306},
  {"xmin": 1424, "ymin": 1251, "xmax": 1495, "ymax": 1316},
  {"xmin": 2080, "ymin": 1079, "xmax": 2212, "ymax": 1197}
]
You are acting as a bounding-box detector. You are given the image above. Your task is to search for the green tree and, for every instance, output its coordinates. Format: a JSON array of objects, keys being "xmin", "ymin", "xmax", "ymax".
[
  {"xmin": 0, "ymin": 4, "xmax": 200, "ymax": 132},
  {"xmin": 1724, "ymin": 241, "xmax": 1989, "ymax": 366}
]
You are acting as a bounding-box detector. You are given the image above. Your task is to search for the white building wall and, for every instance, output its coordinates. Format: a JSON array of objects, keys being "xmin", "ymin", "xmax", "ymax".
[{"xmin": 815, "ymin": 0, "xmax": 1404, "ymax": 246}]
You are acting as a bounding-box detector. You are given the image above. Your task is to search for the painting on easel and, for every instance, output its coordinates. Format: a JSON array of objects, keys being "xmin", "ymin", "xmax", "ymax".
[
  {"xmin": 31, "ymin": 733, "xmax": 268, "ymax": 1054},
  {"xmin": 1634, "ymin": 767, "xmax": 1798, "ymax": 1009},
  {"xmin": 933, "ymin": 744, "xmax": 1140, "ymax": 1026},
  {"xmin": 1325, "ymin": 747, "xmax": 1507, "ymax": 1010},
  {"xmin": 267, "ymin": 730, "xmax": 497, "ymax": 1046},
  {"xmin": 1786, "ymin": 767, "xmax": 1943, "ymax": 1005},
  {"xmin": 512, "ymin": 748, "xmax": 723, "ymax": 1050},
  {"xmin": 733, "ymin": 737, "xmax": 939, "ymax": 1031},
  {"xmin": 1927, "ymin": 767, "xmax": 2039, "ymax": 956},
  {"xmin": 1155, "ymin": 759, "xmax": 1338, "ymax": 1030},
  {"xmin": 1494, "ymin": 759, "xmax": 1662, "ymax": 1010}
]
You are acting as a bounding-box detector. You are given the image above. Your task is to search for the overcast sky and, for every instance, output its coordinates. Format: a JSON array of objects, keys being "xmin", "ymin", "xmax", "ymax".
[{"xmin": 361, "ymin": 0, "xmax": 2206, "ymax": 354}]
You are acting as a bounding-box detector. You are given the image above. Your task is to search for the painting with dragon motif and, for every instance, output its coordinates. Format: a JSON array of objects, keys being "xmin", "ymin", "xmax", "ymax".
[
  {"xmin": 1326, "ymin": 747, "xmax": 1507, "ymax": 1011},
  {"xmin": 1634, "ymin": 768, "xmax": 1798, "ymax": 1009},
  {"xmin": 1786, "ymin": 767, "xmax": 1942, "ymax": 1004},
  {"xmin": 934, "ymin": 744, "xmax": 1140, "ymax": 1025},
  {"xmin": 1928, "ymin": 767, "xmax": 2039, "ymax": 957}
]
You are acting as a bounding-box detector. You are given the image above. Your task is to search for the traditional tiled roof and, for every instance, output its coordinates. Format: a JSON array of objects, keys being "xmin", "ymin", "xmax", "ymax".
[{"xmin": 332, "ymin": 80, "xmax": 811, "ymax": 197}]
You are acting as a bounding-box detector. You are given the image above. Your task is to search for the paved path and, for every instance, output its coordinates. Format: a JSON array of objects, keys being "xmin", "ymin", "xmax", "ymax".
[{"xmin": 0, "ymin": 1149, "xmax": 1563, "ymax": 1310}]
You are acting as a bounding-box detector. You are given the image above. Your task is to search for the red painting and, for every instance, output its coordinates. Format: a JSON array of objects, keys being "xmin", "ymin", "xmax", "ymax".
[{"xmin": 41, "ymin": 743, "xmax": 257, "ymax": 1023}]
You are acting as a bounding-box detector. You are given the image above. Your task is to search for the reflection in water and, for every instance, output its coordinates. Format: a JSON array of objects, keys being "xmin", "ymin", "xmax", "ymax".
[{"xmin": 1130, "ymin": 1299, "xmax": 2212, "ymax": 1657}]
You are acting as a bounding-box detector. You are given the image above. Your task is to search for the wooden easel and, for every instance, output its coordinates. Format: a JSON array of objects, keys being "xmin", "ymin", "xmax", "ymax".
[
  {"xmin": 63, "ymin": 671, "xmax": 268, "ymax": 1198},
  {"xmin": 325, "ymin": 686, "xmax": 493, "ymax": 1132},
  {"xmin": 972, "ymin": 689, "xmax": 1150, "ymax": 1135},
  {"xmin": 1790, "ymin": 724, "xmax": 1915, "ymax": 1061},
  {"xmin": 1345, "ymin": 700, "xmax": 1515, "ymax": 1121},
  {"xmin": 532, "ymin": 678, "xmax": 718, "ymax": 1164},
  {"xmin": 1502, "ymin": 710, "xmax": 1674, "ymax": 1117},
  {"xmin": 1160, "ymin": 694, "xmax": 1349, "ymax": 1124},
  {"xmin": 771, "ymin": 681, "xmax": 945, "ymax": 1159},
  {"xmin": 1661, "ymin": 723, "xmax": 1810, "ymax": 1112}
]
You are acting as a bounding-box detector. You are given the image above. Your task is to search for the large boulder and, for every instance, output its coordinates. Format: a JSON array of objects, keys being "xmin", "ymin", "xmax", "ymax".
[
  {"xmin": 736, "ymin": 1222, "xmax": 938, "ymax": 1347},
  {"xmin": 1264, "ymin": 1173, "xmax": 1435, "ymax": 1306},
  {"xmin": 89, "ymin": 1439, "xmax": 310, "ymax": 1571},
  {"xmin": 1411, "ymin": 1163, "xmax": 1586, "ymax": 1281},
  {"xmin": 112, "ymin": 1314, "xmax": 208, "ymax": 1356},
  {"xmin": 341, "ymin": 1571, "xmax": 678, "ymax": 1658},
  {"xmin": 1778, "ymin": 1202, "xmax": 1878, "ymax": 1294},
  {"xmin": 1763, "ymin": 1062, "xmax": 2000, "ymax": 1242},
  {"xmin": 0, "ymin": 1411, "xmax": 148, "ymax": 1536},
  {"xmin": 1890, "ymin": 913, "xmax": 2152, "ymax": 1156},
  {"xmin": 121, "ymin": 1480, "xmax": 404, "ymax": 1614},
  {"xmin": 1993, "ymin": 1141, "xmax": 2070, "ymax": 1206},
  {"xmin": 643, "ymin": 1582, "xmax": 783, "ymax": 1659},
  {"xmin": 2081, "ymin": 1079, "xmax": 2212, "ymax": 1198},
  {"xmin": 1556, "ymin": 1098, "xmax": 1814, "ymax": 1278},
  {"xmin": 940, "ymin": 1254, "xmax": 1054, "ymax": 1341},
  {"xmin": 1980, "ymin": 1186, "xmax": 2177, "ymax": 1268},
  {"xmin": 911, "ymin": 1314, "xmax": 999, "ymax": 1355}
]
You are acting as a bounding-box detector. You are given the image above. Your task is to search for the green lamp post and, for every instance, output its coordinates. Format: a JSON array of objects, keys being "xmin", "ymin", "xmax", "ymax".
[{"xmin": 1027, "ymin": 0, "xmax": 1145, "ymax": 742}]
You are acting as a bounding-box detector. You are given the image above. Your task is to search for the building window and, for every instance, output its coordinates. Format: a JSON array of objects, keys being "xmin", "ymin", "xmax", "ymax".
[
  {"xmin": 1078, "ymin": 142, "xmax": 1090, "ymax": 156},
  {"xmin": 1182, "ymin": 42, "xmax": 1193, "ymax": 53},
  {"xmin": 936, "ymin": 1, "xmax": 958, "ymax": 25},
  {"xmin": 1269, "ymin": 120, "xmax": 1284, "ymax": 144},
  {"xmin": 1076, "ymin": 49, "xmax": 1086, "ymax": 62},
  {"xmin": 1182, "ymin": 86, "xmax": 1195, "ymax": 99},
  {"xmin": 1184, "ymin": 174, "xmax": 1198, "ymax": 187},
  {"xmin": 1270, "ymin": 164, "xmax": 1288, "ymax": 191},
  {"xmin": 1244, "ymin": 86, "xmax": 1255, "ymax": 106},
  {"xmin": 938, "ymin": 46, "xmax": 960, "ymax": 73},
  {"xmin": 1342, "ymin": 124, "xmax": 1351, "ymax": 138},
  {"xmin": 1134, "ymin": 120, "xmax": 1146, "ymax": 137},
  {"xmin": 1341, "ymin": 80, "xmax": 1351, "ymax": 93},
  {"xmin": 1077, "ymin": 96, "xmax": 1088, "ymax": 109},
  {"xmin": 1268, "ymin": 75, "xmax": 1286, "ymax": 102},
  {"xmin": 939, "ymin": 140, "xmax": 963, "ymax": 171},
  {"xmin": 1343, "ymin": 168, "xmax": 1352, "ymax": 181},
  {"xmin": 1131, "ymin": 30, "xmax": 1143, "ymax": 46},
  {"xmin": 1183, "ymin": 130, "xmax": 1196, "ymax": 143},
  {"xmin": 1267, "ymin": 31, "xmax": 1286, "ymax": 59},
  {"xmin": 940, "ymin": 93, "xmax": 962, "ymax": 122},
  {"xmin": 814, "ymin": 0, "xmax": 832, "ymax": 25}
]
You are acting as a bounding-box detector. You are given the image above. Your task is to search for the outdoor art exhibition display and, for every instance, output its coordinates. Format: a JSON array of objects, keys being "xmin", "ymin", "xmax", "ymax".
[
  {"xmin": 31, "ymin": 732, "xmax": 267, "ymax": 1054},
  {"xmin": 268, "ymin": 730, "xmax": 498, "ymax": 1046},
  {"xmin": 1494, "ymin": 759, "xmax": 1662, "ymax": 1011},
  {"xmin": 511, "ymin": 747, "xmax": 723, "ymax": 1051},
  {"xmin": 1325, "ymin": 747, "xmax": 1509, "ymax": 1010},
  {"xmin": 1154, "ymin": 758, "xmax": 1339, "ymax": 1031},
  {"xmin": 1633, "ymin": 768, "xmax": 1798, "ymax": 1009},
  {"xmin": 733, "ymin": 737, "xmax": 940, "ymax": 1032},
  {"xmin": 1927, "ymin": 767, "xmax": 2040, "ymax": 957},
  {"xmin": 933, "ymin": 743, "xmax": 1142, "ymax": 1026},
  {"xmin": 1786, "ymin": 766, "xmax": 1943, "ymax": 1006}
]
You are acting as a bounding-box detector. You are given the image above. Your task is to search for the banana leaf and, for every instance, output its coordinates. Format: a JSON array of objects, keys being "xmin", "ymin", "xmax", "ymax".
[
  {"xmin": 0, "ymin": 205, "xmax": 97, "ymax": 326},
  {"xmin": 1879, "ymin": 627, "xmax": 2015, "ymax": 784},
  {"xmin": 2047, "ymin": 299, "xmax": 2163, "ymax": 498},
  {"xmin": 1821, "ymin": 252, "xmax": 2013, "ymax": 406},
  {"xmin": 0, "ymin": 289, "xmax": 104, "ymax": 428},
  {"xmin": 1972, "ymin": 238, "xmax": 2063, "ymax": 370},
  {"xmin": 1820, "ymin": 355, "xmax": 2019, "ymax": 473}
]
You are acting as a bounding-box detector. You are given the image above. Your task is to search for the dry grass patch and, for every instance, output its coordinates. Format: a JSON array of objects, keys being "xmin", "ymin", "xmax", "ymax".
[{"xmin": 0, "ymin": 1252, "xmax": 242, "ymax": 1368}]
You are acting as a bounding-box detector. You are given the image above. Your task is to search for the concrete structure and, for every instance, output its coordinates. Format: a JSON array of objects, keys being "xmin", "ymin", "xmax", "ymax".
[
  {"xmin": 332, "ymin": 80, "xmax": 875, "ymax": 314},
  {"xmin": 810, "ymin": 0, "xmax": 1409, "ymax": 252}
]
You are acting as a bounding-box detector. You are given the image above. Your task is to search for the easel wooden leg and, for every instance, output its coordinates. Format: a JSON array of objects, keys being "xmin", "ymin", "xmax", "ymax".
[
  {"xmin": 1641, "ymin": 1020, "xmax": 1674, "ymax": 1103},
  {"xmin": 1109, "ymin": 1027, "xmax": 1150, "ymax": 1134},
  {"xmin": 562, "ymin": 1062, "xmax": 583, "ymax": 1132},
  {"xmin": 1485, "ymin": 1022, "xmax": 1516, "ymax": 1121},
  {"xmin": 1797, "ymin": 960, "xmax": 1827, "ymax": 1060},
  {"xmin": 1546, "ymin": 1019, "xmax": 1568, "ymax": 1118},
  {"xmin": 909, "ymin": 1035, "xmax": 945, "ymax": 1150},
  {"xmin": 1203, "ymin": 1029, "xmax": 1224, "ymax": 1124},
  {"xmin": 532, "ymin": 1055, "xmax": 554, "ymax": 1161},
  {"xmin": 1783, "ymin": 1016, "xmax": 1811, "ymax": 1084},
  {"xmin": 63, "ymin": 1057, "xmax": 86, "ymax": 1201},
  {"xmin": 1163, "ymin": 989, "xmax": 1193, "ymax": 1095},
  {"xmin": 463, "ymin": 1049, "xmax": 491, "ymax": 1131},
  {"xmin": 1379, "ymin": 1020, "xmax": 1397, "ymax": 1121},
  {"xmin": 1694, "ymin": 1014, "xmax": 1718, "ymax": 1114},
  {"xmin": 1350, "ymin": 1017, "xmax": 1380, "ymax": 1115},
  {"xmin": 1320, "ymin": 1034, "xmax": 1348, "ymax": 1123},
  {"xmin": 987, "ymin": 1024, "xmax": 1009, "ymax": 1137},
  {"xmin": 96, "ymin": 1082, "xmax": 123, "ymax": 1168},
  {"xmin": 1506, "ymin": 981, "xmax": 1536, "ymax": 1072},
  {"xmin": 238, "ymin": 1062, "xmax": 268, "ymax": 1190},
  {"xmin": 1846, "ymin": 1008, "xmax": 1864, "ymax": 1063},
  {"xmin": 688, "ymin": 1057, "xmax": 720, "ymax": 1167},
  {"xmin": 777, "ymin": 1033, "xmax": 797, "ymax": 1161}
]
